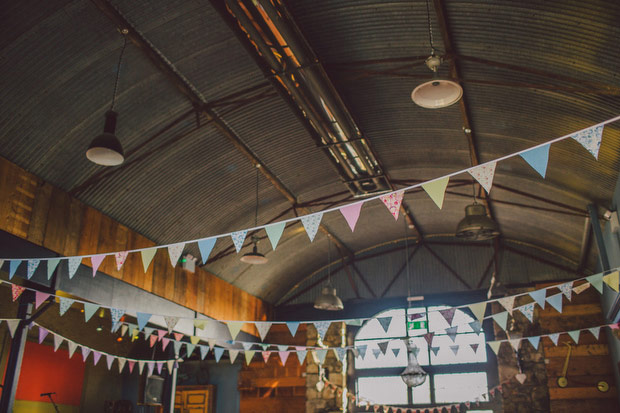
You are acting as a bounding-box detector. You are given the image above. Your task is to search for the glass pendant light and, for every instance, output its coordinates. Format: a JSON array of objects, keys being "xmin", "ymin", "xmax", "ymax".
[{"xmin": 401, "ymin": 338, "xmax": 428, "ymax": 387}]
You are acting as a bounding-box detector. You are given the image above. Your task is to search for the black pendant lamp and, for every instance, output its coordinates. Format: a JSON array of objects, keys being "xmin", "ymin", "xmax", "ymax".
[
  {"xmin": 87, "ymin": 33, "xmax": 127, "ymax": 166},
  {"xmin": 241, "ymin": 166, "xmax": 268, "ymax": 265}
]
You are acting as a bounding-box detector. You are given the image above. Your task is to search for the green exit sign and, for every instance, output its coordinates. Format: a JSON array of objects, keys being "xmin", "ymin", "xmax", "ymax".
[{"xmin": 408, "ymin": 321, "xmax": 427, "ymax": 330}]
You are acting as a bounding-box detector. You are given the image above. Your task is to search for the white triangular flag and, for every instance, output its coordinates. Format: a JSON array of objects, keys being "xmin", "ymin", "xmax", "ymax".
[
  {"xmin": 301, "ymin": 212, "xmax": 323, "ymax": 242},
  {"xmin": 168, "ymin": 243, "xmax": 185, "ymax": 267},
  {"xmin": 255, "ymin": 322, "xmax": 272, "ymax": 341},
  {"xmin": 468, "ymin": 162, "xmax": 496, "ymax": 194}
]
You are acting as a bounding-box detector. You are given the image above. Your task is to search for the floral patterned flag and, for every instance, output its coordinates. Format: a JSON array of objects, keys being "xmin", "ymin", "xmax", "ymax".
[
  {"xmin": 468, "ymin": 162, "xmax": 497, "ymax": 194},
  {"xmin": 167, "ymin": 243, "xmax": 185, "ymax": 267},
  {"xmin": 571, "ymin": 125, "xmax": 604, "ymax": 159},
  {"xmin": 301, "ymin": 212, "xmax": 323, "ymax": 242},
  {"xmin": 11, "ymin": 284, "xmax": 25, "ymax": 302},
  {"xmin": 231, "ymin": 230, "xmax": 248, "ymax": 253},
  {"xmin": 115, "ymin": 251, "xmax": 129, "ymax": 271},
  {"xmin": 379, "ymin": 190, "xmax": 404, "ymax": 220},
  {"xmin": 27, "ymin": 259, "xmax": 41, "ymax": 279}
]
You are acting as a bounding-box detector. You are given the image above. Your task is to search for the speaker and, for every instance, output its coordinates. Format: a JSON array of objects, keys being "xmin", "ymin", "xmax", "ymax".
[{"xmin": 139, "ymin": 375, "xmax": 164, "ymax": 405}]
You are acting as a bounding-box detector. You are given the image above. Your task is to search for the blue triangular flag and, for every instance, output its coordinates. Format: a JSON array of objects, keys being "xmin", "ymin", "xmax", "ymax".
[
  {"xmin": 173, "ymin": 340, "xmax": 182, "ymax": 355},
  {"xmin": 59, "ymin": 297, "xmax": 74, "ymax": 316},
  {"xmin": 265, "ymin": 222, "xmax": 286, "ymax": 250},
  {"xmin": 527, "ymin": 336, "xmax": 540, "ymax": 350},
  {"xmin": 286, "ymin": 322, "xmax": 300, "ymax": 337},
  {"xmin": 9, "ymin": 260, "xmax": 22, "ymax": 279},
  {"xmin": 315, "ymin": 349, "xmax": 328, "ymax": 364},
  {"xmin": 67, "ymin": 257, "xmax": 81, "ymax": 279},
  {"xmin": 47, "ymin": 258, "xmax": 61, "ymax": 280},
  {"xmin": 586, "ymin": 273, "xmax": 604, "ymax": 294},
  {"xmin": 377, "ymin": 316, "xmax": 392, "ymax": 333},
  {"xmin": 529, "ymin": 289, "xmax": 546, "ymax": 309},
  {"xmin": 548, "ymin": 333, "xmax": 560, "ymax": 345},
  {"xmin": 136, "ymin": 312, "xmax": 152, "ymax": 331},
  {"xmin": 546, "ymin": 293, "xmax": 563, "ymax": 313},
  {"xmin": 231, "ymin": 230, "xmax": 248, "ymax": 253},
  {"xmin": 197, "ymin": 238, "xmax": 217, "ymax": 264},
  {"xmin": 520, "ymin": 144, "xmax": 550, "ymax": 178},
  {"xmin": 27, "ymin": 259, "xmax": 41, "ymax": 279},
  {"xmin": 185, "ymin": 343, "xmax": 196, "ymax": 357},
  {"xmin": 314, "ymin": 321, "xmax": 331, "ymax": 341},
  {"xmin": 214, "ymin": 347, "xmax": 225, "ymax": 362},
  {"xmin": 83, "ymin": 303, "xmax": 99, "ymax": 322},
  {"xmin": 110, "ymin": 308, "xmax": 124, "ymax": 330}
]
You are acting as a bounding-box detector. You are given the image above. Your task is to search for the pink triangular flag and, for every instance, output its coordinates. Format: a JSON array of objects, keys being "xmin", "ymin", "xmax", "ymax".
[
  {"xmin": 149, "ymin": 335, "xmax": 158, "ymax": 348},
  {"xmin": 115, "ymin": 251, "xmax": 129, "ymax": 271},
  {"xmin": 379, "ymin": 190, "xmax": 404, "ymax": 220},
  {"xmin": 35, "ymin": 291, "xmax": 50, "ymax": 309},
  {"xmin": 38, "ymin": 326, "xmax": 49, "ymax": 344},
  {"xmin": 90, "ymin": 254, "xmax": 105, "ymax": 277},
  {"xmin": 468, "ymin": 162, "xmax": 496, "ymax": 194},
  {"xmin": 278, "ymin": 351, "xmax": 291, "ymax": 366},
  {"xmin": 157, "ymin": 330, "xmax": 167, "ymax": 341},
  {"xmin": 12, "ymin": 284, "xmax": 26, "ymax": 302},
  {"xmin": 339, "ymin": 202, "xmax": 364, "ymax": 232}
]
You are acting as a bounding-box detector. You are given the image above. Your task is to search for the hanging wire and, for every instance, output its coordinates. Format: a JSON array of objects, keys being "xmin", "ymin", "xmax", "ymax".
[
  {"xmin": 254, "ymin": 166, "xmax": 259, "ymax": 228},
  {"xmin": 110, "ymin": 35, "xmax": 128, "ymax": 111},
  {"xmin": 472, "ymin": 181, "xmax": 478, "ymax": 204},
  {"xmin": 425, "ymin": 0, "xmax": 436, "ymax": 55},
  {"xmin": 327, "ymin": 236, "xmax": 332, "ymax": 285},
  {"xmin": 404, "ymin": 217, "xmax": 411, "ymax": 300}
]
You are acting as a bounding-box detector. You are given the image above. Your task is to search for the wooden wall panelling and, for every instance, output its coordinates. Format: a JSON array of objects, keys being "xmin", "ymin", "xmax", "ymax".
[
  {"xmin": 174, "ymin": 266, "xmax": 188, "ymax": 307},
  {"xmin": 27, "ymin": 181, "xmax": 52, "ymax": 245},
  {"xmin": 42, "ymin": 187, "xmax": 72, "ymax": 254},
  {"xmin": 62, "ymin": 197, "xmax": 84, "ymax": 258}
]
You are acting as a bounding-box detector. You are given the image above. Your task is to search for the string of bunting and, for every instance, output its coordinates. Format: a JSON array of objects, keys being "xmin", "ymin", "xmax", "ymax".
[
  {"xmin": 0, "ymin": 319, "xmax": 176, "ymax": 376},
  {"xmin": 2, "ymin": 267, "xmax": 618, "ymax": 344},
  {"xmin": 0, "ymin": 115, "xmax": 617, "ymax": 274}
]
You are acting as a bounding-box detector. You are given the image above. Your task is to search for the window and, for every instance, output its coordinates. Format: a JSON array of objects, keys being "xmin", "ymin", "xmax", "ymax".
[{"xmin": 354, "ymin": 306, "xmax": 495, "ymax": 410}]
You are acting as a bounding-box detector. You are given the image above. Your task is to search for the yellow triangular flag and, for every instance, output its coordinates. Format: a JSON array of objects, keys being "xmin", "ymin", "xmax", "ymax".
[
  {"xmin": 421, "ymin": 176, "xmax": 450, "ymax": 209},
  {"xmin": 488, "ymin": 341, "xmax": 501, "ymax": 355},
  {"xmin": 190, "ymin": 336, "xmax": 200, "ymax": 345},
  {"xmin": 194, "ymin": 320, "xmax": 206, "ymax": 330},
  {"xmin": 141, "ymin": 248, "xmax": 157, "ymax": 273},
  {"xmin": 603, "ymin": 271, "xmax": 619, "ymax": 292},
  {"xmin": 469, "ymin": 301, "xmax": 487, "ymax": 321},
  {"xmin": 226, "ymin": 321, "xmax": 244, "ymax": 340},
  {"xmin": 245, "ymin": 350, "xmax": 255, "ymax": 365}
]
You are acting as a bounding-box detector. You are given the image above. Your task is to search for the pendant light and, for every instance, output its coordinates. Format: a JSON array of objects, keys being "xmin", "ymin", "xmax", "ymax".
[
  {"xmin": 241, "ymin": 166, "xmax": 268, "ymax": 264},
  {"xmin": 86, "ymin": 32, "xmax": 127, "ymax": 166},
  {"xmin": 455, "ymin": 184, "xmax": 500, "ymax": 241},
  {"xmin": 314, "ymin": 237, "xmax": 344, "ymax": 311},
  {"xmin": 411, "ymin": 0, "xmax": 463, "ymax": 109}
]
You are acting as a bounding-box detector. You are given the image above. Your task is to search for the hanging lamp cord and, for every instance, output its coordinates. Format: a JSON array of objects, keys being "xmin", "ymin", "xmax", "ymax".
[
  {"xmin": 254, "ymin": 167, "xmax": 259, "ymax": 228},
  {"xmin": 110, "ymin": 35, "xmax": 128, "ymax": 111},
  {"xmin": 327, "ymin": 237, "xmax": 332, "ymax": 286},
  {"xmin": 425, "ymin": 0, "xmax": 436, "ymax": 56}
]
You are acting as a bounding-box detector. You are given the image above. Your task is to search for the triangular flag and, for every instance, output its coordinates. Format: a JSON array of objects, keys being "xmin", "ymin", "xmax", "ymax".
[
  {"xmin": 295, "ymin": 347, "xmax": 308, "ymax": 365},
  {"xmin": 589, "ymin": 326, "xmax": 601, "ymax": 340},
  {"xmin": 244, "ymin": 350, "xmax": 255, "ymax": 365},
  {"xmin": 227, "ymin": 321, "xmax": 244, "ymax": 340},
  {"xmin": 568, "ymin": 330, "xmax": 581, "ymax": 344},
  {"xmin": 260, "ymin": 344, "xmax": 269, "ymax": 351},
  {"xmin": 449, "ymin": 345, "xmax": 460, "ymax": 356},
  {"xmin": 265, "ymin": 222, "xmax": 286, "ymax": 250},
  {"xmin": 115, "ymin": 251, "xmax": 129, "ymax": 271},
  {"xmin": 161, "ymin": 338, "xmax": 171, "ymax": 351},
  {"xmin": 509, "ymin": 339, "xmax": 521, "ymax": 351},
  {"xmin": 334, "ymin": 348, "xmax": 346, "ymax": 363},
  {"xmin": 190, "ymin": 336, "xmax": 200, "ymax": 345},
  {"xmin": 27, "ymin": 259, "xmax": 41, "ymax": 279},
  {"xmin": 242, "ymin": 343, "xmax": 254, "ymax": 351},
  {"xmin": 35, "ymin": 291, "xmax": 50, "ymax": 309},
  {"xmin": 520, "ymin": 144, "xmax": 550, "ymax": 178},
  {"xmin": 340, "ymin": 202, "xmax": 364, "ymax": 231},
  {"xmin": 571, "ymin": 124, "xmax": 604, "ymax": 159},
  {"xmin": 278, "ymin": 351, "xmax": 291, "ymax": 365},
  {"xmin": 118, "ymin": 358, "xmax": 127, "ymax": 373},
  {"xmin": 529, "ymin": 289, "xmax": 547, "ymax": 309},
  {"xmin": 586, "ymin": 273, "xmax": 604, "ymax": 294},
  {"xmin": 138, "ymin": 360, "xmax": 145, "ymax": 374},
  {"xmin": 149, "ymin": 335, "xmax": 158, "ymax": 348},
  {"xmin": 377, "ymin": 317, "xmax": 392, "ymax": 333},
  {"xmin": 167, "ymin": 243, "xmax": 185, "ymax": 267},
  {"xmin": 498, "ymin": 296, "xmax": 516, "ymax": 314},
  {"xmin": 11, "ymin": 285, "xmax": 25, "ymax": 302},
  {"xmin": 47, "ymin": 258, "xmax": 60, "ymax": 280},
  {"xmin": 357, "ymin": 344, "xmax": 368, "ymax": 359},
  {"xmin": 445, "ymin": 326, "xmax": 458, "ymax": 342},
  {"xmin": 128, "ymin": 361, "xmax": 135, "ymax": 374},
  {"xmin": 214, "ymin": 348, "xmax": 225, "ymax": 362},
  {"xmin": 110, "ymin": 308, "xmax": 124, "ymax": 330},
  {"xmin": 314, "ymin": 321, "xmax": 331, "ymax": 341},
  {"xmin": 186, "ymin": 343, "xmax": 196, "ymax": 357},
  {"xmin": 546, "ymin": 293, "xmax": 563, "ymax": 313},
  {"xmin": 492, "ymin": 312, "xmax": 509, "ymax": 331},
  {"xmin": 9, "ymin": 260, "xmax": 21, "ymax": 279},
  {"xmin": 423, "ymin": 332, "xmax": 435, "ymax": 347},
  {"xmin": 157, "ymin": 362, "xmax": 164, "ymax": 375},
  {"xmin": 136, "ymin": 312, "xmax": 152, "ymax": 331},
  {"xmin": 231, "ymin": 230, "xmax": 248, "ymax": 253},
  {"xmin": 53, "ymin": 334, "xmax": 63, "ymax": 351},
  {"xmin": 548, "ymin": 333, "xmax": 560, "ymax": 345},
  {"xmin": 301, "ymin": 212, "xmax": 323, "ymax": 242},
  {"xmin": 164, "ymin": 316, "xmax": 179, "ymax": 333},
  {"xmin": 167, "ymin": 360, "xmax": 175, "ymax": 374},
  {"xmin": 377, "ymin": 341, "xmax": 389, "ymax": 355},
  {"xmin": 468, "ymin": 162, "xmax": 496, "ymax": 194},
  {"xmin": 603, "ymin": 271, "xmax": 619, "ymax": 292},
  {"xmin": 469, "ymin": 320, "xmax": 482, "ymax": 334},
  {"xmin": 468, "ymin": 302, "xmax": 487, "ymax": 321},
  {"xmin": 260, "ymin": 350, "xmax": 271, "ymax": 363},
  {"xmin": 573, "ymin": 282, "xmax": 590, "ymax": 294},
  {"xmin": 558, "ymin": 282, "xmax": 573, "ymax": 301},
  {"xmin": 286, "ymin": 322, "xmax": 300, "ymax": 337},
  {"xmin": 67, "ymin": 341, "xmax": 78, "ymax": 358},
  {"xmin": 430, "ymin": 347, "xmax": 441, "ymax": 357},
  {"xmin": 157, "ymin": 329, "xmax": 166, "ymax": 341},
  {"xmin": 120, "ymin": 324, "xmax": 128, "ymax": 337},
  {"xmin": 488, "ymin": 341, "xmax": 501, "ymax": 355},
  {"xmin": 519, "ymin": 303, "xmax": 535, "ymax": 322},
  {"xmin": 379, "ymin": 190, "xmax": 404, "ymax": 220},
  {"xmin": 147, "ymin": 362, "xmax": 155, "ymax": 376},
  {"xmin": 470, "ymin": 343, "xmax": 479, "ymax": 353},
  {"xmin": 422, "ymin": 177, "xmax": 450, "ymax": 209},
  {"xmin": 173, "ymin": 332, "xmax": 184, "ymax": 341},
  {"xmin": 439, "ymin": 308, "xmax": 456, "ymax": 326},
  {"xmin": 345, "ymin": 319, "xmax": 363, "ymax": 326},
  {"xmin": 315, "ymin": 349, "xmax": 328, "ymax": 363},
  {"xmin": 197, "ymin": 238, "xmax": 217, "ymax": 264},
  {"xmin": 58, "ymin": 297, "xmax": 74, "ymax": 316},
  {"xmin": 7, "ymin": 320, "xmax": 19, "ymax": 338},
  {"xmin": 200, "ymin": 346, "xmax": 209, "ymax": 360},
  {"xmin": 38, "ymin": 326, "xmax": 49, "ymax": 344},
  {"xmin": 194, "ymin": 320, "xmax": 206, "ymax": 330},
  {"xmin": 371, "ymin": 348, "xmax": 382, "ymax": 359},
  {"xmin": 255, "ymin": 322, "xmax": 272, "ymax": 341},
  {"xmin": 527, "ymin": 336, "xmax": 541, "ymax": 350},
  {"xmin": 391, "ymin": 348, "xmax": 400, "ymax": 359},
  {"xmin": 106, "ymin": 355, "xmax": 114, "ymax": 370},
  {"xmin": 141, "ymin": 248, "xmax": 157, "ymax": 272},
  {"xmin": 90, "ymin": 255, "xmax": 105, "ymax": 277},
  {"xmin": 81, "ymin": 346, "xmax": 91, "ymax": 362},
  {"xmin": 67, "ymin": 257, "xmax": 81, "ymax": 279},
  {"xmin": 173, "ymin": 340, "xmax": 182, "ymax": 355}
]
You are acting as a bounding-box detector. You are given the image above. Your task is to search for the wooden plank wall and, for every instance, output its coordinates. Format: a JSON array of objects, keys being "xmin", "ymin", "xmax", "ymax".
[
  {"xmin": 538, "ymin": 281, "xmax": 619, "ymax": 411},
  {"xmin": 0, "ymin": 157, "xmax": 270, "ymax": 326}
]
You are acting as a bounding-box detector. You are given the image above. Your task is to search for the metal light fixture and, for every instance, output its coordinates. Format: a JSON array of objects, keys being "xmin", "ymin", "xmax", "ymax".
[
  {"xmin": 411, "ymin": 0, "xmax": 462, "ymax": 109},
  {"xmin": 314, "ymin": 238, "xmax": 344, "ymax": 311},
  {"xmin": 87, "ymin": 33, "xmax": 127, "ymax": 166},
  {"xmin": 241, "ymin": 166, "xmax": 268, "ymax": 264},
  {"xmin": 401, "ymin": 338, "xmax": 428, "ymax": 387},
  {"xmin": 455, "ymin": 203, "xmax": 500, "ymax": 241}
]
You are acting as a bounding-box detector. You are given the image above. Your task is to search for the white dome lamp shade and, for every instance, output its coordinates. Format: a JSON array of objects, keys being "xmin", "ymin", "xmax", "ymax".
[
  {"xmin": 87, "ymin": 110, "xmax": 125, "ymax": 166},
  {"xmin": 240, "ymin": 236, "xmax": 268, "ymax": 265},
  {"xmin": 411, "ymin": 54, "xmax": 463, "ymax": 109}
]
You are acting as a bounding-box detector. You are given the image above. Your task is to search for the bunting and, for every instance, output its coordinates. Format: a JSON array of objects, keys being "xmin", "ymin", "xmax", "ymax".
[
  {"xmin": 546, "ymin": 293, "xmax": 563, "ymax": 313},
  {"xmin": 90, "ymin": 255, "xmax": 105, "ymax": 277},
  {"xmin": 586, "ymin": 273, "xmax": 604, "ymax": 294},
  {"xmin": 527, "ymin": 336, "xmax": 540, "ymax": 350},
  {"xmin": 573, "ymin": 282, "xmax": 590, "ymax": 295},
  {"xmin": 439, "ymin": 308, "xmax": 456, "ymax": 326},
  {"xmin": 59, "ymin": 297, "xmax": 74, "ymax": 316},
  {"xmin": 261, "ymin": 351, "xmax": 272, "ymax": 363},
  {"xmin": 498, "ymin": 296, "xmax": 516, "ymax": 314},
  {"xmin": 529, "ymin": 289, "xmax": 547, "ymax": 309},
  {"xmin": 35, "ymin": 291, "xmax": 50, "ymax": 309},
  {"xmin": 278, "ymin": 350, "xmax": 291, "ymax": 365},
  {"xmin": 9, "ymin": 260, "xmax": 21, "ymax": 279},
  {"xmin": 231, "ymin": 230, "xmax": 248, "ymax": 253},
  {"xmin": 115, "ymin": 251, "xmax": 129, "ymax": 271},
  {"xmin": 245, "ymin": 350, "xmax": 255, "ymax": 365},
  {"xmin": 377, "ymin": 316, "xmax": 392, "ymax": 333},
  {"xmin": 314, "ymin": 321, "xmax": 331, "ymax": 341},
  {"xmin": 227, "ymin": 321, "xmax": 245, "ymax": 340},
  {"xmin": 229, "ymin": 349, "xmax": 239, "ymax": 364},
  {"xmin": 141, "ymin": 248, "xmax": 157, "ymax": 273},
  {"xmin": 11, "ymin": 284, "xmax": 25, "ymax": 302},
  {"xmin": 167, "ymin": 243, "xmax": 185, "ymax": 267},
  {"xmin": 286, "ymin": 321, "xmax": 300, "ymax": 337},
  {"xmin": 136, "ymin": 312, "xmax": 152, "ymax": 331},
  {"xmin": 571, "ymin": 124, "xmax": 604, "ymax": 159},
  {"xmin": 197, "ymin": 238, "xmax": 217, "ymax": 264},
  {"xmin": 548, "ymin": 333, "xmax": 560, "ymax": 345},
  {"xmin": 301, "ymin": 212, "xmax": 323, "ymax": 242},
  {"xmin": 68, "ymin": 257, "xmax": 81, "ymax": 279},
  {"xmin": 6, "ymin": 320, "xmax": 19, "ymax": 338},
  {"xmin": 379, "ymin": 190, "xmax": 404, "ymax": 220},
  {"xmin": 315, "ymin": 349, "xmax": 328, "ymax": 364},
  {"xmin": 339, "ymin": 202, "xmax": 364, "ymax": 231},
  {"xmin": 468, "ymin": 162, "xmax": 496, "ymax": 194},
  {"xmin": 47, "ymin": 258, "xmax": 61, "ymax": 280},
  {"xmin": 38, "ymin": 326, "xmax": 49, "ymax": 344},
  {"xmin": 558, "ymin": 282, "xmax": 573, "ymax": 301},
  {"xmin": 255, "ymin": 322, "xmax": 272, "ymax": 341},
  {"xmin": 568, "ymin": 330, "xmax": 580, "ymax": 344},
  {"xmin": 520, "ymin": 144, "xmax": 550, "ymax": 178},
  {"xmin": 422, "ymin": 176, "xmax": 450, "ymax": 209},
  {"xmin": 519, "ymin": 303, "xmax": 535, "ymax": 322},
  {"xmin": 27, "ymin": 259, "xmax": 41, "ymax": 279},
  {"xmin": 492, "ymin": 312, "xmax": 509, "ymax": 331},
  {"xmin": 264, "ymin": 222, "xmax": 286, "ymax": 250},
  {"xmin": 110, "ymin": 308, "xmax": 124, "ymax": 329},
  {"xmin": 200, "ymin": 345, "xmax": 209, "ymax": 360},
  {"xmin": 214, "ymin": 348, "xmax": 225, "ymax": 362},
  {"xmin": 164, "ymin": 316, "xmax": 179, "ymax": 333},
  {"xmin": 295, "ymin": 347, "xmax": 308, "ymax": 365},
  {"xmin": 589, "ymin": 326, "xmax": 601, "ymax": 340},
  {"xmin": 603, "ymin": 271, "xmax": 619, "ymax": 292},
  {"xmin": 53, "ymin": 334, "xmax": 63, "ymax": 351}
]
